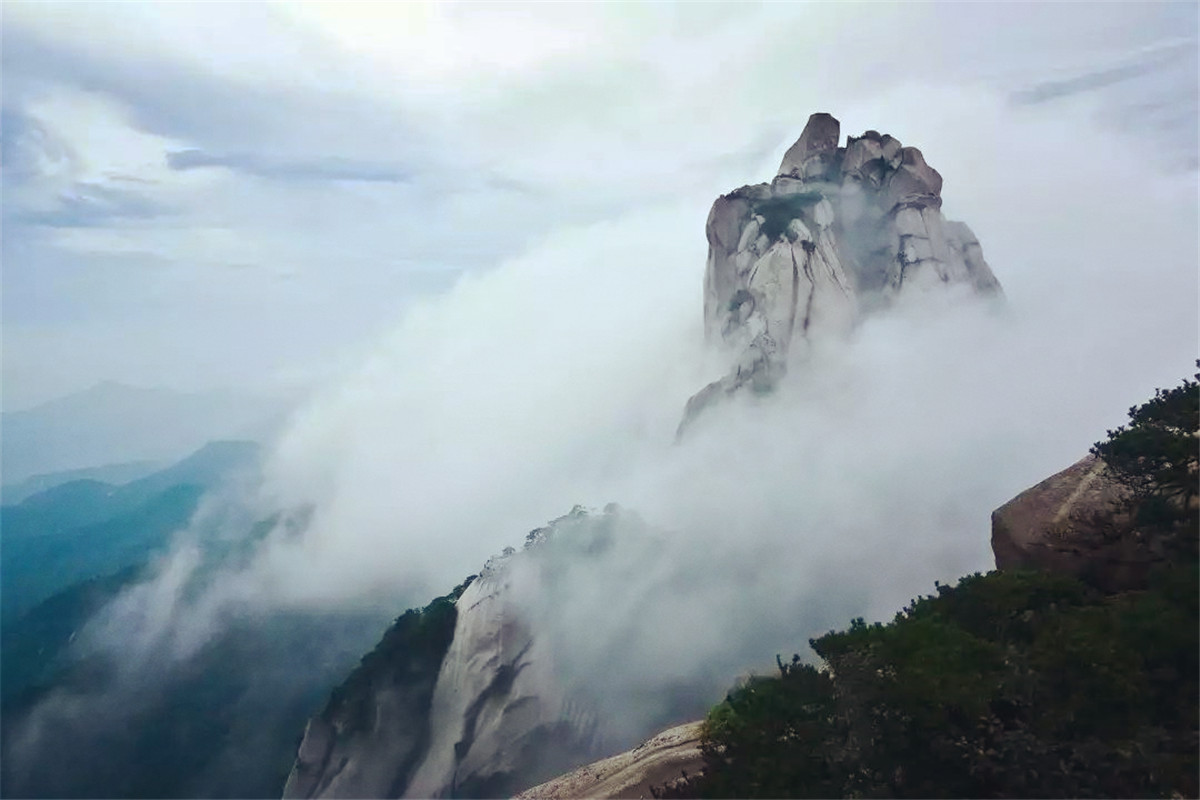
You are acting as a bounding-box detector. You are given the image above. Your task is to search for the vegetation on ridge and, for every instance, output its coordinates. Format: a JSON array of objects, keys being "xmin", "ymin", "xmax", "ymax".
[
  {"xmin": 663, "ymin": 566, "xmax": 1197, "ymax": 799},
  {"xmin": 321, "ymin": 575, "xmax": 476, "ymax": 735},
  {"xmin": 658, "ymin": 369, "xmax": 1199, "ymax": 799},
  {"xmin": 1089, "ymin": 362, "xmax": 1198, "ymax": 561}
]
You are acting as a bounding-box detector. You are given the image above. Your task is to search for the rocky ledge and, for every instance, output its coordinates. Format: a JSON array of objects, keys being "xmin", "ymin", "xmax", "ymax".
[{"xmin": 515, "ymin": 721, "xmax": 703, "ymax": 800}]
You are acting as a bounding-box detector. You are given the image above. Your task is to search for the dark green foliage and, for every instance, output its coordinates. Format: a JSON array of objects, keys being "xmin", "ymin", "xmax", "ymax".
[
  {"xmin": 684, "ymin": 567, "xmax": 1198, "ymax": 799},
  {"xmin": 1090, "ymin": 364, "xmax": 1198, "ymax": 557},
  {"xmin": 752, "ymin": 192, "xmax": 824, "ymax": 241},
  {"xmin": 322, "ymin": 575, "xmax": 476, "ymax": 733},
  {"xmin": 696, "ymin": 659, "xmax": 838, "ymax": 799},
  {"xmin": 0, "ymin": 564, "xmax": 145, "ymax": 708}
]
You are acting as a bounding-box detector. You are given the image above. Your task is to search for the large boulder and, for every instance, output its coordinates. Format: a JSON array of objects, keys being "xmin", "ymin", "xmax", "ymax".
[
  {"xmin": 991, "ymin": 454, "xmax": 1159, "ymax": 591},
  {"xmin": 777, "ymin": 112, "xmax": 841, "ymax": 180},
  {"xmin": 884, "ymin": 146, "xmax": 943, "ymax": 208}
]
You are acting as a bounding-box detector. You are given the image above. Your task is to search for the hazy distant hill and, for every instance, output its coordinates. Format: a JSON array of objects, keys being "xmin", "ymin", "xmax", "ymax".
[
  {"xmin": 1, "ymin": 381, "xmax": 286, "ymax": 483},
  {"xmin": 0, "ymin": 440, "xmax": 262, "ymax": 622},
  {"xmin": 0, "ymin": 437, "xmax": 388, "ymax": 800},
  {"xmin": 1, "ymin": 594, "xmax": 389, "ymax": 800},
  {"xmin": 2, "ymin": 460, "xmax": 164, "ymax": 505}
]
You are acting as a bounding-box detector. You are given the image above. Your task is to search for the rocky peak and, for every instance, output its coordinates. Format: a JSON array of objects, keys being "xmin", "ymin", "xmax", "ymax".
[
  {"xmin": 777, "ymin": 112, "xmax": 841, "ymax": 180},
  {"xmin": 685, "ymin": 112, "xmax": 1001, "ymax": 432}
]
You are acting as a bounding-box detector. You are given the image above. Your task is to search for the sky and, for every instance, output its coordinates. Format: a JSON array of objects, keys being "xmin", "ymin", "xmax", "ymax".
[{"xmin": 2, "ymin": 1, "xmax": 1196, "ymax": 410}]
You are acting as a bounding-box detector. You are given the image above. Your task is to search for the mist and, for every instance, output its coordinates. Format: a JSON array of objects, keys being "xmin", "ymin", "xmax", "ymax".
[
  {"xmin": 249, "ymin": 86, "xmax": 1195, "ymax": 609},
  {"xmin": 254, "ymin": 88, "xmax": 1197, "ymax": 746},
  {"xmin": 5, "ymin": 79, "xmax": 1196, "ymax": 792}
]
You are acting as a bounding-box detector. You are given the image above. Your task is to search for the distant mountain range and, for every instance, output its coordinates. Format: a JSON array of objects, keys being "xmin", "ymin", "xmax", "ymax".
[
  {"xmin": 1, "ymin": 381, "xmax": 288, "ymax": 484},
  {"xmin": 2, "ymin": 460, "xmax": 167, "ymax": 505},
  {"xmin": 0, "ymin": 440, "xmax": 262, "ymax": 624},
  {"xmin": 0, "ymin": 437, "xmax": 393, "ymax": 800}
]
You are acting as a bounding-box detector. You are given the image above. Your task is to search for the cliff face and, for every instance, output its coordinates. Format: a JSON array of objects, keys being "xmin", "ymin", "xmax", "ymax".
[
  {"xmin": 282, "ymin": 581, "xmax": 471, "ymax": 799},
  {"xmin": 400, "ymin": 554, "xmax": 601, "ymax": 799},
  {"xmin": 685, "ymin": 113, "xmax": 1001, "ymax": 429},
  {"xmin": 284, "ymin": 509, "xmax": 619, "ymax": 799}
]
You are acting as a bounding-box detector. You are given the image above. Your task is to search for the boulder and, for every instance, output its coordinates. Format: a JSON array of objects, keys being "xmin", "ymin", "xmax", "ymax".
[
  {"xmin": 777, "ymin": 113, "xmax": 841, "ymax": 180},
  {"xmin": 991, "ymin": 454, "xmax": 1158, "ymax": 591},
  {"xmin": 842, "ymin": 135, "xmax": 885, "ymax": 187},
  {"xmin": 884, "ymin": 147, "xmax": 943, "ymax": 207}
]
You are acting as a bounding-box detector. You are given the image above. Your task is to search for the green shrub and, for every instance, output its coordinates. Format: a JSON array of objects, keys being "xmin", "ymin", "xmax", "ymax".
[
  {"xmin": 1091, "ymin": 364, "xmax": 1198, "ymax": 558},
  {"xmin": 679, "ymin": 567, "xmax": 1198, "ymax": 799}
]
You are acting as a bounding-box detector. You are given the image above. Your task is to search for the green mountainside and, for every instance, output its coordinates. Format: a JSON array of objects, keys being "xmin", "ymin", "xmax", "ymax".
[{"xmin": 671, "ymin": 566, "xmax": 1197, "ymax": 799}]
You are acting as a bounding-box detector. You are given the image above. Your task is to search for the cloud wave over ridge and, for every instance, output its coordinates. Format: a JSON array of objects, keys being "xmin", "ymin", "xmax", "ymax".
[{"xmin": 6, "ymin": 78, "xmax": 1197, "ymax": 791}]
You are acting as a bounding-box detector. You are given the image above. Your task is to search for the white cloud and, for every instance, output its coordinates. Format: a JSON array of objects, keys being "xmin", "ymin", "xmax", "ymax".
[{"xmin": 228, "ymin": 82, "xmax": 1196, "ymax": 613}]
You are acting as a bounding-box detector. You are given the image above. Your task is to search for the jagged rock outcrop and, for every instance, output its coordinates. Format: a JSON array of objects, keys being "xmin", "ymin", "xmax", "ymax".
[
  {"xmin": 686, "ymin": 112, "xmax": 1002, "ymax": 431},
  {"xmin": 515, "ymin": 721, "xmax": 703, "ymax": 800}
]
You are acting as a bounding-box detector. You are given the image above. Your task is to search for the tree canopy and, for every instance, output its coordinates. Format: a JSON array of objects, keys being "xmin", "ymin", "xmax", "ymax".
[{"xmin": 1091, "ymin": 363, "xmax": 1198, "ymax": 558}]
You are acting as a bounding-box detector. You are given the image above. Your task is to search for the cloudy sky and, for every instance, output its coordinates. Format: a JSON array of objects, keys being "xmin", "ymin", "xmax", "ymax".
[{"xmin": 2, "ymin": 1, "xmax": 1196, "ymax": 410}]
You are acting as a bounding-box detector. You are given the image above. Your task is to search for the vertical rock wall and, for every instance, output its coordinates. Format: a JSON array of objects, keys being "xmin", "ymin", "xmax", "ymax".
[{"xmin": 284, "ymin": 512, "xmax": 610, "ymax": 799}]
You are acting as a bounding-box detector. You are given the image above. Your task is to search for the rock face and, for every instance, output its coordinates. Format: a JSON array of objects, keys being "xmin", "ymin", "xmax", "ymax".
[
  {"xmin": 284, "ymin": 509, "xmax": 621, "ymax": 799},
  {"xmin": 687, "ymin": 113, "xmax": 1001, "ymax": 430},
  {"xmin": 991, "ymin": 454, "xmax": 1160, "ymax": 591},
  {"xmin": 282, "ymin": 581, "xmax": 471, "ymax": 799},
  {"xmin": 514, "ymin": 721, "xmax": 704, "ymax": 800},
  {"xmin": 400, "ymin": 560, "xmax": 601, "ymax": 799}
]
